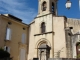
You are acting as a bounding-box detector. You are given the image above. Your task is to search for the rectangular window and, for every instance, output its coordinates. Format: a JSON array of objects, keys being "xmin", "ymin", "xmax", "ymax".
[
  {"xmin": 20, "ymin": 49, "xmax": 26, "ymax": 60},
  {"xmin": 4, "ymin": 46, "xmax": 7, "ymax": 51},
  {"xmin": 7, "ymin": 47, "xmax": 10, "ymax": 53},
  {"xmin": 21, "ymin": 33, "xmax": 26, "ymax": 44},
  {"xmin": 6, "ymin": 28, "xmax": 11, "ymax": 40}
]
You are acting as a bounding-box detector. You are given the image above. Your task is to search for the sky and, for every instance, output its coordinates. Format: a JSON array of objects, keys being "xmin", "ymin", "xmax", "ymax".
[{"xmin": 0, "ymin": 0, "xmax": 80, "ymax": 24}]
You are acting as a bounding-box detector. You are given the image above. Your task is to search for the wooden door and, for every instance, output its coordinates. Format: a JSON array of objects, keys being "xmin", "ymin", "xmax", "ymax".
[{"xmin": 76, "ymin": 42, "xmax": 80, "ymax": 58}]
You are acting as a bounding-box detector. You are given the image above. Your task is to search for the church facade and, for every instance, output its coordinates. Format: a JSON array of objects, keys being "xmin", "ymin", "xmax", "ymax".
[{"xmin": 0, "ymin": 0, "xmax": 80, "ymax": 60}]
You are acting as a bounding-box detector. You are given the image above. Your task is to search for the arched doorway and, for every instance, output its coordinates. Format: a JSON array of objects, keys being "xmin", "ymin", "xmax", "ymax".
[
  {"xmin": 76, "ymin": 42, "xmax": 80, "ymax": 58},
  {"xmin": 38, "ymin": 43, "xmax": 51, "ymax": 60}
]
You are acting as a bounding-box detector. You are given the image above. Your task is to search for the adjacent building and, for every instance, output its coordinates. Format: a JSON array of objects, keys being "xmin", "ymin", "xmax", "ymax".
[{"xmin": 0, "ymin": 14, "xmax": 28, "ymax": 60}]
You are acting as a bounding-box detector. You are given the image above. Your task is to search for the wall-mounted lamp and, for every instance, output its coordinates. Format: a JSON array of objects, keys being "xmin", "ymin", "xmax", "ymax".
[{"xmin": 65, "ymin": 0, "xmax": 72, "ymax": 9}]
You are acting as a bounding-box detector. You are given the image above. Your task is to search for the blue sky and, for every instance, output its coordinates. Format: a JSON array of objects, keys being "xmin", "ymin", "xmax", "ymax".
[{"xmin": 0, "ymin": 0, "xmax": 80, "ymax": 24}]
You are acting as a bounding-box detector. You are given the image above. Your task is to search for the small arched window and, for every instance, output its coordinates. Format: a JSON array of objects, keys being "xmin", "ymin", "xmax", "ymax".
[
  {"xmin": 41, "ymin": 22, "xmax": 45, "ymax": 33},
  {"xmin": 52, "ymin": 2, "xmax": 54, "ymax": 13},
  {"xmin": 42, "ymin": 1, "xmax": 47, "ymax": 11}
]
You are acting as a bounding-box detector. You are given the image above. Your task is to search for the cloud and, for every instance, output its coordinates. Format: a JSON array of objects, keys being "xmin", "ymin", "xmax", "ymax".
[{"xmin": 0, "ymin": 0, "xmax": 37, "ymax": 24}]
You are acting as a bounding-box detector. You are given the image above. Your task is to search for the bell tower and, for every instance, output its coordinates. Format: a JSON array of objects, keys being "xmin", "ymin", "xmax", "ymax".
[{"xmin": 38, "ymin": 0, "xmax": 58, "ymax": 16}]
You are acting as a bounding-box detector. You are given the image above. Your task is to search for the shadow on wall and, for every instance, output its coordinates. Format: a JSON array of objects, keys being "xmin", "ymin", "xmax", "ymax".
[{"xmin": 33, "ymin": 58, "xmax": 80, "ymax": 60}]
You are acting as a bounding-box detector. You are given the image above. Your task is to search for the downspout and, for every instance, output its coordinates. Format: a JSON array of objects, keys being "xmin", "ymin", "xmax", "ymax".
[{"xmin": 52, "ymin": 13, "xmax": 54, "ymax": 58}]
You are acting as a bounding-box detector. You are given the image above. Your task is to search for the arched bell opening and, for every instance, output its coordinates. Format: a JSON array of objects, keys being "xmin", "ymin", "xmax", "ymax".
[
  {"xmin": 42, "ymin": 1, "xmax": 47, "ymax": 11},
  {"xmin": 52, "ymin": 2, "xmax": 55, "ymax": 15}
]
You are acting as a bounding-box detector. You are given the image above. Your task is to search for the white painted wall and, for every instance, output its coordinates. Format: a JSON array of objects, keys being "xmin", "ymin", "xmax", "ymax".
[{"xmin": 53, "ymin": 17, "xmax": 67, "ymax": 58}]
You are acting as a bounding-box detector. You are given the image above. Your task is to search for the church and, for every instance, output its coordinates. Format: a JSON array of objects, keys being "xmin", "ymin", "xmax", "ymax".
[{"xmin": 0, "ymin": 0, "xmax": 80, "ymax": 60}]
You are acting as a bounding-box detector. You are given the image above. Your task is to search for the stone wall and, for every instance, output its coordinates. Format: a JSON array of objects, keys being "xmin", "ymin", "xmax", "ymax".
[
  {"xmin": 67, "ymin": 18, "xmax": 80, "ymax": 33},
  {"xmin": 66, "ymin": 18, "xmax": 80, "ymax": 58}
]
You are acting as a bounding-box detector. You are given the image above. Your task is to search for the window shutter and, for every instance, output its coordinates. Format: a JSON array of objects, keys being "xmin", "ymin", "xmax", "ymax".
[
  {"xmin": 8, "ymin": 47, "xmax": 10, "ymax": 53},
  {"xmin": 20, "ymin": 49, "xmax": 26, "ymax": 60},
  {"xmin": 6, "ymin": 28, "xmax": 11, "ymax": 40},
  {"xmin": 4, "ymin": 46, "xmax": 7, "ymax": 51},
  {"xmin": 4, "ymin": 46, "xmax": 10, "ymax": 53},
  {"xmin": 22, "ymin": 33, "xmax": 26, "ymax": 44}
]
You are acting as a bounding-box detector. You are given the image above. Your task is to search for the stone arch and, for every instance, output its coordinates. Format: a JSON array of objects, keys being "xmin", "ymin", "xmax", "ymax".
[
  {"xmin": 39, "ymin": 21, "xmax": 46, "ymax": 26},
  {"xmin": 35, "ymin": 38, "xmax": 51, "ymax": 60},
  {"xmin": 76, "ymin": 42, "xmax": 80, "ymax": 58},
  {"xmin": 35, "ymin": 38, "xmax": 51, "ymax": 49}
]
